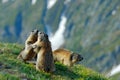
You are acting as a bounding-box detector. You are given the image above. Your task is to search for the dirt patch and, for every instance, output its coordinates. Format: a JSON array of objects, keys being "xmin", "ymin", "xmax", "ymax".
[
  {"xmin": 0, "ymin": 62, "xmax": 11, "ymax": 69},
  {"xmin": 0, "ymin": 62, "xmax": 3, "ymax": 68}
]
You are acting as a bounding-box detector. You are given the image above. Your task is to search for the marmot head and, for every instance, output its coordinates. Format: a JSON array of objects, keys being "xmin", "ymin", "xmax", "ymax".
[
  {"xmin": 37, "ymin": 32, "xmax": 49, "ymax": 42},
  {"xmin": 29, "ymin": 29, "xmax": 39, "ymax": 41},
  {"xmin": 26, "ymin": 29, "xmax": 39, "ymax": 45},
  {"xmin": 70, "ymin": 53, "xmax": 83, "ymax": 63},
  {"xmin": 37, "ymin": 32, "xmax": 51, "ymax": 48},
  {"xmin": 31, "ymin": 29, "xmax": 39, "ymax": 37}
]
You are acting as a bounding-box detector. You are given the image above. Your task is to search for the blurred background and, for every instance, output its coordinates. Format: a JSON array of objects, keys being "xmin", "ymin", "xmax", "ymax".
[{"xmin": 0, "ymin": 0, "xmax": 120, "ymax": 79}]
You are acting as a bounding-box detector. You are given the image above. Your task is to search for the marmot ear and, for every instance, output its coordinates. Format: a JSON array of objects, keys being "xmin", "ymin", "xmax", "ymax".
[
  {"xmin": 31, "ymin": 29, "xmax": 38, "ymax": 33},
  {"xmin": 70, "ymin": 53, "xmax": 75, "ymax": 61},
  {"xmin": 46, "ymin": 34, "xmax": 48, "ymax": 38},
  {"xmin": 43, "ymin": 35, "xmax": 49, "ymax": 42}
]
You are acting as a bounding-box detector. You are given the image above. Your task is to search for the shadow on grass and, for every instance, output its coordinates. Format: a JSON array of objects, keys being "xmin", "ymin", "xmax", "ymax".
[{"xmin": 53, "ymin": 63, "xmax": 81, "ymax": 79}]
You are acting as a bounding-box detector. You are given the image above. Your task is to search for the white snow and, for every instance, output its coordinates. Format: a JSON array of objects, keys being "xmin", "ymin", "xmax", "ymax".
[
  {"xmin": 2, "ymin": 0, "xmax": 8, "ymax": 3},
  {"xmin": 107, "ymin": 64, "xmax": 120, "ymax": 77},
  {"xmin": 112, "ymin": 10, "xmax": 116, "ymax": 15},
  {"xmin": 31, "ymin": 0, "xmax": 37, "ymax": 5},
  {"xmin": 64, "ymin": 0, "xmax": 71, "ymax": 4},
  {"xmin": 47, "ymin": 0, "xmax": 57, "ymax": 9},
  {"xmin": 50, "ymin": 16, "xmax": 67, "ymax": 50}
]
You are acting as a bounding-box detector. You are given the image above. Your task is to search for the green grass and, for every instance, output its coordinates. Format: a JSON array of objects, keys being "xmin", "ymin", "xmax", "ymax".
[
  {"xmin": 0, "ymin": 43, "xmax": 109, "ymax": 80},
  {"xmin": 110, "ymin": 73, "xmax": 120, "ymax": 80}
]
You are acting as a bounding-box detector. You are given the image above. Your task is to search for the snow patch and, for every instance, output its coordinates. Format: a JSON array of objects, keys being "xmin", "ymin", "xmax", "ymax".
[
  {"xmin": 112, "ymin": 10, "xmax": 116, "ymax": 15},
  {"xmin": 50, "ymin": 16, "xmax": 67, "ymax": 50},
  {"xmin": 64, "ymin": 0, "xmax": 71, "ymax": 4},
  {"xmin": 107, "ymin": 64, "xmax": 120, "ymax": 77},
  {"xmin": 2, "ymin": 0, "xmax": 8, "ymax": 3},
  {"xmin": 47, "ymin": 0, "xmax": 57, "ymax": 9},
  {"xmin": 31, "ymin": 0, "xmax": 37, "ymax": 5}
]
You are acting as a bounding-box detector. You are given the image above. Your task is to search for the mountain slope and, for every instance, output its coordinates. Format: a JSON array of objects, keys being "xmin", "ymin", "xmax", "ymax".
[
  {"xmin": 111, "ymin": 73, "xmax": 120, "ymax": 80},
  {"xmin": 0, "ymin": 0, "xmax": 120, "ymax": 79},
  {"xmin": 0, "ymin": 43, "xmax": 108, "ymax": 80}
]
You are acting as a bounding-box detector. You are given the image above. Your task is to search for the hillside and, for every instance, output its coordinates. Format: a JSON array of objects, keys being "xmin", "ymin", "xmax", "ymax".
[
  {"xmin": 0, "ymin": 0, "xmax": 120, "ymax": 79},
  {"xmin": 111, "ymin": 73, "xmax": 120, "ymax": 80},
  {"xmin": 0, "ymin": 43, "xmax": 108, "ymax": 80}
]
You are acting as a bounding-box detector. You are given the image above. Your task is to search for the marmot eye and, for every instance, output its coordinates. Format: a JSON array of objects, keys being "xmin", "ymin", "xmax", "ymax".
[
  {"xmin": 39, "ymin": 32, "xmax": 43, "ymax": 34},
  {"xmin": 38, "ymin": 32, "xmax": 42, "ymax": 34}
]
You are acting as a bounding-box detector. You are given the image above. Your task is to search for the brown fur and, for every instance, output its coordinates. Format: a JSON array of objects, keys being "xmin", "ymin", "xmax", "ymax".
[
  {"xmin": 33, "ymin": 32, "xmax": 55, "ymax": 73},
  {"xmin": 17, "ymin": 29, "xmax": 38, "ymax": 61},
  {"xmin": 53, "ymin": 48, "xmax": 83, "ymax": 66}
]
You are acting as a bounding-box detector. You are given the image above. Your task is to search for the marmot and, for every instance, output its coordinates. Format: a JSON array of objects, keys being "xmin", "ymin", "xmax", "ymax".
[
  {"xmin": 25, "ymin": 29, "xmax": 39, "ymax": 48},
  {"xmin": 53, "ymin": 48, "xmax": 83, "ymax": 66},
  {"xmin": 17, "ymin": 29, "xmax": 39, "ymax": 62},
  {"xmin": 33, "ymin": 32, "xmax": 55, "ymax": 73}
]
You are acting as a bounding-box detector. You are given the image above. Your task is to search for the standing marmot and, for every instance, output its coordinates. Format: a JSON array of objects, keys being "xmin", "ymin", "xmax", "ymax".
[
  {"xmin": 53, "ymin": 48, "xmax": 83, "ymax": 66},
  {"xmin": 33, "ymin": 32, "xmax": 55, "ymax": 73},
  {"xmin": 17, "ymin": 29, "xmax": 39, "ymax": 62}
]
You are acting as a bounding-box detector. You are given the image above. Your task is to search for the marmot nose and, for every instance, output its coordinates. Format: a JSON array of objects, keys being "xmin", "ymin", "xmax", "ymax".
[{"xmin": 81, "ymin": 57, "xmax": 83, "ymax": 60}]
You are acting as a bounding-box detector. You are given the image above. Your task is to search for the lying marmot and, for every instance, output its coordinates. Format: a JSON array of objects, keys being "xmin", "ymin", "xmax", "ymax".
[
  {"xmin": 17, "ymin": 29, "xmax": 39, "ymax": 62},
  {"xmin": 53, "ymin": 48, "xmax": 83, "ymax": 66},
  {"xmin": 33, "ymin": 32, "xmax": 55, "ymax": 73}
]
